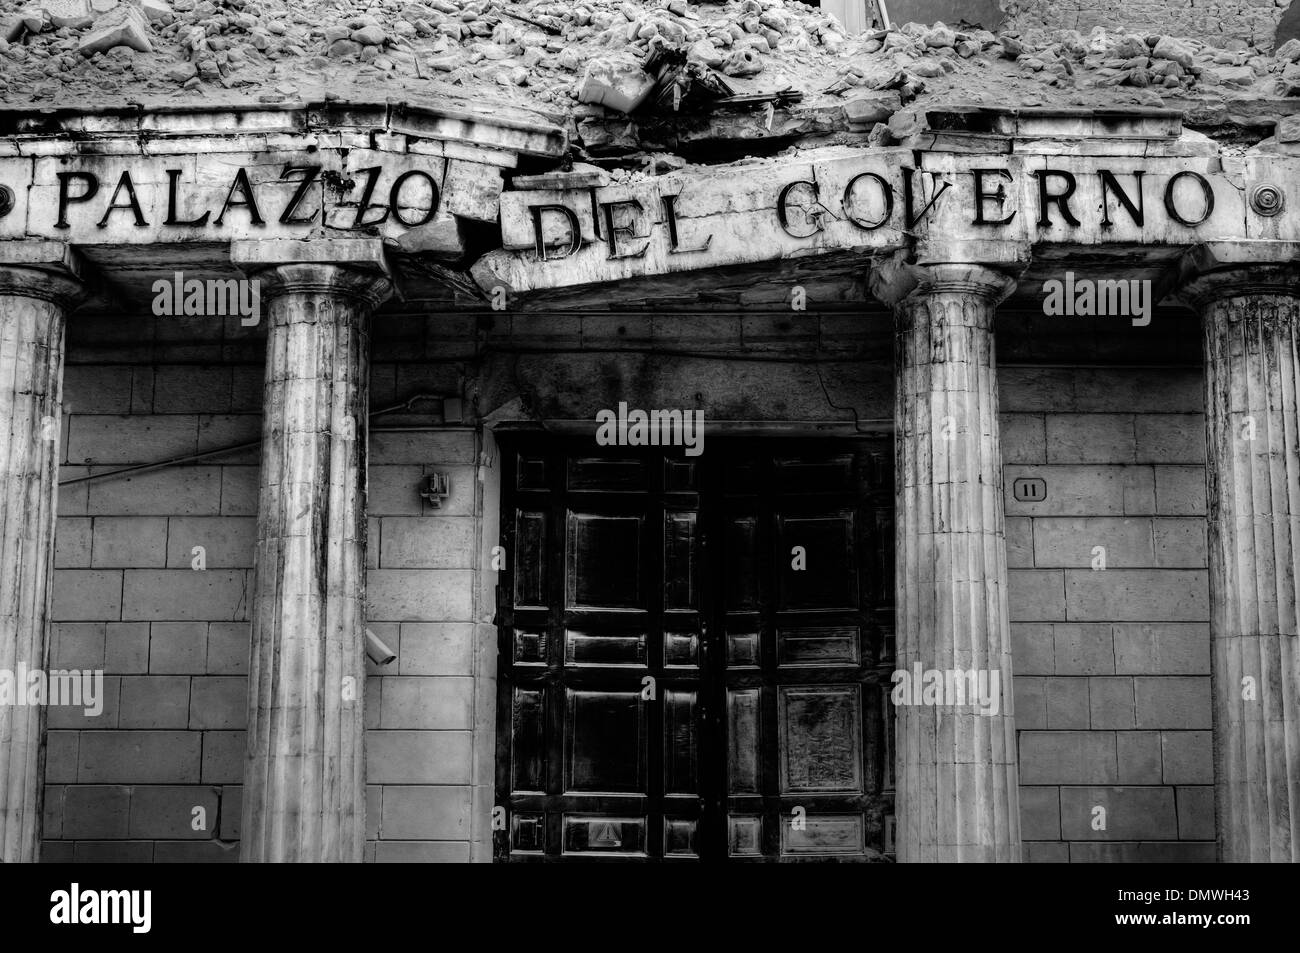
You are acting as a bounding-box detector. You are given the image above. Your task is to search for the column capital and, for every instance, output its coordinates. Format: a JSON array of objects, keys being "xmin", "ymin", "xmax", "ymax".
[
  {"xmin": 1172, "ymin": 241, "xmax": 1300, "ymax": 309},
  {"xmin": 868, "ymin": 255, "xmax": 1019, "ymax": 309},
  {"xmin": 250, "ymin": 263, "xmax": 395, "ymax": 310},
  {"xmin": 0, "ymin": 242, "xmax": 86, "ymax": 309},
  {"xmin": 231, "ymin": 239, "xmax": 395, "ymax": 309}
]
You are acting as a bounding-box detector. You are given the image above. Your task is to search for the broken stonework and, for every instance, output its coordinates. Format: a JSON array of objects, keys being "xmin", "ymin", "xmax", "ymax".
[
  {"xmin": 139, "ymin": 0, "xmax": 173, "ymax": 24},
  {"xmin": 843, "ymin": 92, "xmax": 896, "ymax": 128},
  {"xmin": 578, "ymin": 52, "xmax": 654, "ymax": 113},
  {"xmin": 1211, "ymin": 65, "xmax": 1257, "ymax": 87},
  {"xmin": 78, "ymin": 4, "xmax": 152, "ymax": 56},
  {"xmin": 42, "ymin": 0, "xmax": 93, "ymax": 29},
  {"xmin": 1151, "ymin": 36, "xmax": 1194, "ymax": 69},
  {"xmin": 351, "ymin": 25, "xmax": 386, "ymax": 47},
  {"xmin": 1, "ymin": 0, "xmax": 1299, "ymax": 139}
]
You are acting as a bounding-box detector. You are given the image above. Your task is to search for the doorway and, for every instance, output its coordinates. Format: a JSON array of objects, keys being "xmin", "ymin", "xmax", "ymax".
[{"xmin": 493, "ymin": 437, "xmax": 896, "ymax": 861}]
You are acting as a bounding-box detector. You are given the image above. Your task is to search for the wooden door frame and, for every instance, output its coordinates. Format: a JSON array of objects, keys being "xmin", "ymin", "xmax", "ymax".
[{"xmin": 475, "ymin": 420, "xmax": 895, "ymax": 862}]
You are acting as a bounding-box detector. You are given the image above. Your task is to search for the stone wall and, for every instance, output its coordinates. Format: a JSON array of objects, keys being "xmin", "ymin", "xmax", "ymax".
[
  {"xmin": 999, "ymin": 311, "xmax": 1214, "ymax": 862},
  {"xmin": 43, "ymin": 353, "xmax": 259, "ymax": 862},
  {"xmin": 39, "ymin": 302, "xmax": 1216, "ymax": 863},
  {"xmin": 40, "ymin": 310, "xmax": 489, "ymax": 863},
  {"xmin": 1003, "ymin": 0, "xmax": 1292, "ymax": 48}
]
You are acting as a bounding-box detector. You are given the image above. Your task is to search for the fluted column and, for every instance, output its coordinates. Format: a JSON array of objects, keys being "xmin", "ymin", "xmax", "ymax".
[
  {"xmin": 1182, "ymin": 262, "xmax": 1300, "ymax": 863},
  {"xmin": 871, "ymin": 261, "xmax": 1021, "ymax": 863},
  {"xmin": 239, "ymin": 260, "xmax": 392, "ymax": 863},
  {"xmin": 0, "ymin": 260, "xmax": 82, "ymax": 863}
]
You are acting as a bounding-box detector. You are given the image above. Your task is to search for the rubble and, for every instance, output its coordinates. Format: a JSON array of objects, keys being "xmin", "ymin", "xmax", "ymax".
[
  {"xmin": 43, "ymin": 0, "xmax": 95, "ymax": 29},
  {"xmin": 77, "ymin": 4, "xmax": 152, "ymax": 55},
  {"xmin": 578, "ymin": 52, "xmax": 656, "ymax": 112},
  {"xmin": 0, "ymin": 1, "xmax": 1296, "ymax": 157}
]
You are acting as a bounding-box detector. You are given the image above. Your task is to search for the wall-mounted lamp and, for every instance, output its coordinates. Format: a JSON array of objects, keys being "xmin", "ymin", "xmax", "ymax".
[{"xmin": 420, "ymin": 472, "xmax": 450, "ymax": 508}]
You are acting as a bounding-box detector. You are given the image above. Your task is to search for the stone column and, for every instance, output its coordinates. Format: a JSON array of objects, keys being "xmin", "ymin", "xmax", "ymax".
[
  {"xmin": 235, "ymin": 245, "xmax": 392, "ymax": 863},
  {"xmin": 0, "ymin": 252, "xmax": 83, "ymax": 863},
  {"xmin": 1180, "ymin": 259, "xmax": 1300, "ymax": 863},
  {"xmin": 871, "ymin": 260, "xmax": 1021, "ymax": 863}
]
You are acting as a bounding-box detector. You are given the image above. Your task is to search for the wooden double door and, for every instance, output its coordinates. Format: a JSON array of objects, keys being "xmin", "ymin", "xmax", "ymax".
[{"xmin": 494, "ymin": 438, "xmax": 895, "ymax": 861}]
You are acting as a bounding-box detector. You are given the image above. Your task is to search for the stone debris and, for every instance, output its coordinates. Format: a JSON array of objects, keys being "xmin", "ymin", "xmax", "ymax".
[
  {"xmin": 0, "ymin": 1, "xmax": 1296, "ymax": 152},
  {"xmin": 578, "ymin": 51, "xmax": 656, "ymax": 112},
  {"xmin": 77, "ymin": 3, "xmax": 152, "ymax": 55}
]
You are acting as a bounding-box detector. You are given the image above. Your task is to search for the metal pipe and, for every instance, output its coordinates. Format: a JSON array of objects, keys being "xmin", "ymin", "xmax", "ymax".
[{"xmin": 59, "ymin": 393, "xmax": 448, "ymax": 487}]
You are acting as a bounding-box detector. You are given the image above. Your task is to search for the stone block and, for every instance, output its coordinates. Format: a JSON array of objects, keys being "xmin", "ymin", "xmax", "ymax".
[
  {"xmin": 118, "ymin": 675, "xmax": 190, "ymax": 729},
  {"xmin": 149, "ymin": 621, "xmax": 208, "ymax": 674},
  {"xmin": 88, "ymin": 467, "xmax": 222, "ymax": 516},
  {"xmin": 61, "ymin": 784, "xmax": 130, "ymax": 839},
  {"xmin": 1045, "ymin": 414, "xmax": 1136, "ymax": 463},
  {"xmin": 1019, "ymin": 731, "xmax": 1116, "ymax": 784},
  {"xmin": 1064, "ymin": 570, "xmax": 1208, "ymax": 621},
  {"xmin": 1010, "ymin": 623, "xmax": 1054, "ymax": 675},
  {"xmin": 1088, "ymin": 676, "xmax": 1135, "ymax": 729},
  {"xmin": 78, "ymin": 4, "xmax": 153, "ymax": 56},
  {"xmin": 1154, "ymin": 466, "xmax": 1206, "ymax": 515},
  {"xmin": 1134, "ymin": 677, "xmax": 1211, "ymax": 729},
  {"xmin": 78, "ymin": 730, "xmax": 201, "ymax": 783},
  {"xmin": 128, "ymin": 785, "xmax": 218, "ymax": 838},
  {"xmin": 1060, "ymin": 786, "xmax": 1177, "ymax": 839},
  {"xmin": 1053, "ymin": 623, "xmax": 1114, "ymax": 675},
  {"xmin": 1014, "ymin": 676, "xmax": 1047, "ymax": 729},
  {"xmin": 1045, "ymin": 677, "xmax": 1089, "ymax": 729},
  {"xmin": 373, "ymin": 840, "xmax": 471, "ymax": 862},
  {"xmin": 380, "ymin": 676, "xmax": 472, "ymax": 730},
  {"xmin": 1004, "ymin": 465, "xmax": 1154, "ymax": 516},
  {"xmin": 52, "ymin": 570, "xmax": 123, "ymax": 621},
  {"xmin": 1152, "ymin": 519, "xmax": 1206, "ymax": 568},
  {"xmin": 55, "ymin": 517, "xmax": 92, "ymax": 568},
  {"xmin": 206, "ymin": 622, "xmax": 250, "ymax": 675},
  {"xmin": 1033, "ymin": 517, "xmax": 1152, "ymax": 568},
  {"xmin": 1000, "ymin": 413, "xmax": 1046, "ymax": 463},
  {"xmin": 68, "ymin": 415, "xmax": 195, "ymax": 465},
  {"xmin": 91, "ymin": 516, "xmax": 168, "ymax": 568},
  {"xmin": 189, "ymin": 677, "xmax": 247, "ymax": 730},
  {"xmin": 165, "ymin": 517, "xmax": 256, "ymax": 569},
  {"xmin": 379, "ymin": 517, "xmax": 476, "ymax": 569},
  {"xmin": 201, "ymin": 730, "xmax": 246, "ymax": 784},
  {"xmin": 366, "ymin": 731, "xmax": 472, "ymax": 784},
  {"xmin": 121, "ymin": 570, "xmax": 248, "ymax": 622},
  {"xmin": 1161, "ymin": 730, "xmax": 1213, "ymax": 784},
  {"xmin": 366, "ymin": 570, "xmax": 473, "ymax": 622},
  {"xmin": 1176, "ymin": 786, "xmax": 1215, "ymax": 840},
  {"xmin": 1008, "ymin": 570, "xmax": 1065, "ymax": 621},
  {"xmin": 1116, "ymin": 730, "xmax": 1162, "ymax": 784},
  {"xmin": 1135, "ymin": 414, "xmax": 1205, "ymax": 463},
  {"xmin": 379, "ymin": 785, "xmax": 472, "ymax": 840},
  {"xmin": 1018, "ymin": 786, "xmax": 1061, "ymax": 840},
  {"xmin": 1113, "ymin": 623, "xmax": 1210, "ymax": 675}
]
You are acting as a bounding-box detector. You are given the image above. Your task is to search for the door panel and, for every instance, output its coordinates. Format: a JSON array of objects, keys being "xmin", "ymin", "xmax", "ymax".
[{"xmin": 494, "ymin": 439, "xmax": 893, "ymax": 861}]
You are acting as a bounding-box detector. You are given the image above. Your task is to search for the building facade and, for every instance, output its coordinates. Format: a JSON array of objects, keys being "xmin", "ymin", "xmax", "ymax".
[{"xmin": 0, "ymin": 90, "xmax": 1296, "ymax": 863}]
